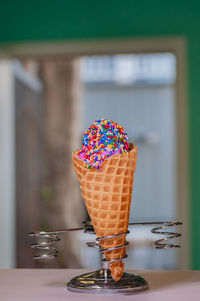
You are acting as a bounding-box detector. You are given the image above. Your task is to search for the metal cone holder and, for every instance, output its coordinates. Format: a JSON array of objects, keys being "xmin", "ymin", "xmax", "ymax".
[{"xmin": 29, "ymin": 221, "xmax": 182, "ymax": 294}]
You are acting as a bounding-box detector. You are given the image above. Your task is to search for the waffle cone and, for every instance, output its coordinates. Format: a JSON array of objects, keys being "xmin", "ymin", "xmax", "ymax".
[{"xmin": 72, "ymin": 146, "xmax": 137, "ymax": 281}]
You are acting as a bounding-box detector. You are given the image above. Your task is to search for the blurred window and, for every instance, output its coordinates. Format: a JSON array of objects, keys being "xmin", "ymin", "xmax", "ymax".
[{"xmin": 81, "ymin": 53, "xmax": 176, "ymax": 85}]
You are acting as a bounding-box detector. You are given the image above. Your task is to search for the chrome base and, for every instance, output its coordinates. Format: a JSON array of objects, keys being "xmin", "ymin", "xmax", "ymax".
[{"xmin": 67, "ymin": 269, "xmax": 148, "ymax": 294}]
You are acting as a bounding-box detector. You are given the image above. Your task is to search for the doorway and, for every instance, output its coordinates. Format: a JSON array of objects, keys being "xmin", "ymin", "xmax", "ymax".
[{"xmin": 0, "ymin": 37, "xmax": 188, "ymax": 270}]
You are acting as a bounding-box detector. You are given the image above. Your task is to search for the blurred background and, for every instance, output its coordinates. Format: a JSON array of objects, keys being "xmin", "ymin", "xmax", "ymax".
[{"xmin": 0, "ymin": 1, "xmax": 199, "ymax": 272}]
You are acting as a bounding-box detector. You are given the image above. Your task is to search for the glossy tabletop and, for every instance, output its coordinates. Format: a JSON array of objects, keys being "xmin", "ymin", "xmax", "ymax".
[{"xmin": 0, "ymin": 269, "xmax": 200, "ymax": 301}]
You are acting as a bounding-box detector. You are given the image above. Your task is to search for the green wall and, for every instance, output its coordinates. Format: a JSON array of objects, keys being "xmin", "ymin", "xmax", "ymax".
[{"xmin": 0, "ymin": 1, "xmax": 200, "ymax": 269}]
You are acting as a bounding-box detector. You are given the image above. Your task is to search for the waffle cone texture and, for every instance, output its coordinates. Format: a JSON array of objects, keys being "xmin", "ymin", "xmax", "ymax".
[{"xmin": 72, "ymin": 145, "xmax": 137, "ymax": 281}]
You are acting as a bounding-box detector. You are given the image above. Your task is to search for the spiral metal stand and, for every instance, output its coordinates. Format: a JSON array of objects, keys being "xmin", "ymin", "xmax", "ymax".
[{"xmin": 29, "ymin": 221, "xmax": 182, "ymax": 294}]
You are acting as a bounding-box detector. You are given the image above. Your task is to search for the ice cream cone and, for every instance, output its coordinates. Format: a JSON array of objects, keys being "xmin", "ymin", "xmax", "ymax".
[{"xmin": 72, "ymin": 145, "xmax": 137, "ymax": 281}]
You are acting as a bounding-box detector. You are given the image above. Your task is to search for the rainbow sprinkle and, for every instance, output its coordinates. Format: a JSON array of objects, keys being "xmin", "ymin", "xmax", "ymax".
[{"xmin": 75, "ymin": 119, "xmax": 130, "ymax": 169}]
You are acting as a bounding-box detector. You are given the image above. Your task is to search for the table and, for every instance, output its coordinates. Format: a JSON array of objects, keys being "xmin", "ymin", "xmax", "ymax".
[{"xmin": 0, "ymin": 269, "xmax": 200, "ymax": 300}]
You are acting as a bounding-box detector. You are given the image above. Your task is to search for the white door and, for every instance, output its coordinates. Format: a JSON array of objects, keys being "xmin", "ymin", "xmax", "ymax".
[{"xmin": 81, "ymin": 53, "xmax": 178, "ymax": 269}]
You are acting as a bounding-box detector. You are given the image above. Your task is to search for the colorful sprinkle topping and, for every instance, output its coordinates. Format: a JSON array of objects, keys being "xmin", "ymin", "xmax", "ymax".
[{"xmin": 75, "ymin": 119, "xmax": 130, "ymax": 169}]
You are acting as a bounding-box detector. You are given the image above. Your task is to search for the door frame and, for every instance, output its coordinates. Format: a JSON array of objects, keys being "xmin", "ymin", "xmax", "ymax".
[{"xmin": 0, "ymin": 36, "xmax": 189, "ymax": 268}]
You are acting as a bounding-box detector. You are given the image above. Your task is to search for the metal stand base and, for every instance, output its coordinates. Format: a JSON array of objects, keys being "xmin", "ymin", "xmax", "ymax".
[{"xmin": 67, "ymin": 269, "xmax": 148, "ymax": 294}]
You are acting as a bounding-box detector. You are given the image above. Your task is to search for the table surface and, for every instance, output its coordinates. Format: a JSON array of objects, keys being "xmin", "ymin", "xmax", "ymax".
[{"xmin": 0, "ymin": 269, "xmax": 200, "ymax": 301}]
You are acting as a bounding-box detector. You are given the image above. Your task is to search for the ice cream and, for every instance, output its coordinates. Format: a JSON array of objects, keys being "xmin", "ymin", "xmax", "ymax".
[
  {"xmin": 75, "ymin": 119, "xmax": 130, "ymax": 169},
  {"xmin": 72, "ymin": 119, "xmax": 137, "ymax": 281}
]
